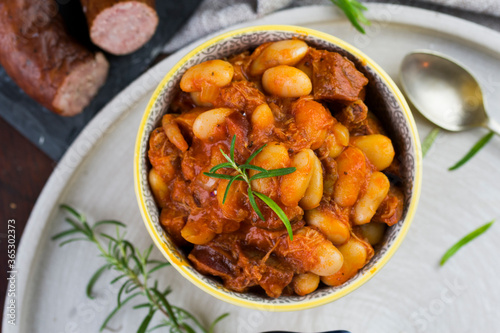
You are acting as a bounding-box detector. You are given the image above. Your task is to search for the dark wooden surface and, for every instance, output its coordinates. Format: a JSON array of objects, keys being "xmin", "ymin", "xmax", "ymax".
[{"xmin": 0, "ymin": 116, "xmax": 56, "ymax": 323}]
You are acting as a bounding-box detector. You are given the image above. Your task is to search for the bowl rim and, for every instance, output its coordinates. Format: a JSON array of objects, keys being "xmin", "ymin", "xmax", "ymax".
[{"xmin": 134, "ymin": 24, "xmax": 422, "ymax": 312}]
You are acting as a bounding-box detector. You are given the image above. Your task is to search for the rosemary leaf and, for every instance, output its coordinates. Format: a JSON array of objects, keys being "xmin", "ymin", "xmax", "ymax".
[
  {"xmin": 59, "ymin": 238, "xmax": 90, "ymax": 247},
  {"xmin": 449, "ymin": 131, "xmax": 494, "ymax": 171},
  {"xmin": 137, "ymin": 308, "xmax": 155, "ymax": 333},
  {"xmin": 209, "ymin": 162, "xmax": 233, "ymax": 173},
  {"xmin": 245, "ymin": 144, "xmax": 267, "ymax": 164},
  {"xmin": 100, "ymin": 292, "xmax": 141, "ymax": 332},
  {"xmin": 181, "ymin": 323, "xmax": 197, "ymax": 333},
  {"xmin": 60, "ymin": 204, "xmax": 85, "ymax": 222},
  {"xmin": 64, "ymin": 217, "xmax": 85, "ymax": 233},
  {"xmin": 209, "ymin": 313, "xmax": 230, "ymax": 333},
  {"xmin": 148, "ymin": 262, "xmax": 171, "ymax": 275},
  {"xmin": 147, "ymin": 322, "xmax": 169, "ymax": 332},
  {"xmin": 172, "ymin": 306, "xmax": 209, "ymax": 333},
  {"xmin": 151, "ymin": 288, "xmax": 180, "ymax": 329},
  {"xmin": 331, "ymin": 0, "xmax": 370, "ymax": 34},
  {"xmin": 110, "ymin": 274, "xmax": 126, "ymax": 284},
  {"xmin": 93, "ymin": 220, "xmax": 127, "ymax": 228},
  {"xmin": 202, "ymin": 172, "xmax": 234, "ymax": 180},
  {"xmin": 248, "ymin": 188, "xmax": 265, "ymax": 221},
  {"xmin": 254, "ymin": 192, "xmax": 293, "ymax": 240},
  {"xmin": 100, "ymin": 233, "xmax": 119, "ymax": 243},
  {"xmin": 239, "ymin": 164, "xmax": 267, "ymax": 173},
  {"xmin": 133, "ymin": 303, "xmax": 151, "ymax": 310},
  {"xmin": 421, "ymin": 128, "xmax": 440, "ymax": 158},
  {"xmin": 127, "ymin": 284, "xmax": 140, "ymax": 294},
  {"xmin": 51, "ymin": 228, "xmax": 81, "ymax": 240},
  {"xmin": 219, "ymin": 148, "xmax": 233, "ymax": 165},
  {"xmin": 230, "ymin": 134, "xmax": 236, "ymax": 162},
  {"xmin": 248, "ymin": 167, "xmax": 296, "ymax": 181},
  {"xmin": 143, "ymin": 244, "xmax": 154, "ymax": 261},
  {"xmin": 122, "ymin": 240, "xmax": 136, "ymax": 255},
  {"xmin": 86, "ymin": 264, "xmax": 110, "ymax": 299},
  {"xmin": 440, "ymin": 220, "xmax": 495, "ymax": 266},
  {"xmin": 223, "ymin": 174, "xmax": 243, "ymax": 204},
  {"xmin": 117, "ymin": 280, "xmax": 132, "ymax": 306}
]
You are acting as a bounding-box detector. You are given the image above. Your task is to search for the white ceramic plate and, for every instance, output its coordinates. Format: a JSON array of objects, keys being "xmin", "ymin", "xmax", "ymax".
[{"xmin": 4, "ymin": 4, "xmax": 500, "ymax": 333}]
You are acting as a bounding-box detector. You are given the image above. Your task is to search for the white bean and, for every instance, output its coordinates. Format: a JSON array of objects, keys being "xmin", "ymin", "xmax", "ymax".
[
  {"xmin": 359, "ymin": 222, "xmax": 386, "ymax": 245},
  {"xmin": 333, "ymin": 147, "xmax": 367, "ymax": 207},
  {"xmin": 353, "ymin": 171, "xmax": 390, "ymax": 225},
  {"xmin": 192, "ymin": 108, "xmax": 233, "ymax": 141},
  {"xmin": 149, "ymin": 169, "xmax": 169, "ymax": 207},
  {"xmin": 295, "ymin": 227, "xmax": 344, "ymax": 277},
  {"xmin": 181, "ymin": 220, "xmax": 215, "ymax": 245},
  {"xmin": 180, "ymin": 60, "xmax": 234, "ymax": 92},
  {"xmin": 291, "ymin": 273, "xmax": 320, "ymax": 296},
  {"xmin": 251, "ymin": 103, "xmax": 274, "ymax": 132},
  {"xmin": 190, "ymin": 91, "xmax": 213, "ymax": 107},
  {"xmin": 321, "ymin": 236, "xmax": 372, "ymax": 286},
  {"xmin": 280, "ymin": 149, "xmax": 315, "ymax": 206},
  {"xmin": 351, "ymin": 134, "xmax": 395, "ymax": 171},
  {"xmin": 324, "ymin": 122, "xmax": 350, "ymax": 158},
  {"xmin": 250, "ymin": 40, "xmax": 309, "ymax": 76},
  {"xmin": 299, "ymin": 153, "xmax": 323, "ymax": 210},
  {"xmin": 262, "ymin": 65, "xmax": 312, "ymax": 98},
  {"xmin": 162, "ymin": 114, "xmax": 188, "ymax": 152},
  {"xmin": 304, "ymin": 207, "xmax": 350, "ymax": 245}
]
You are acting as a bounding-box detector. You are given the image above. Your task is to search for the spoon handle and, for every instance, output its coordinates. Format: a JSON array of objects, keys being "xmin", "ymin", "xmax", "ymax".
[{"xmin": 485, "ymin": 118, "xmax": 500, "ymax": 136}]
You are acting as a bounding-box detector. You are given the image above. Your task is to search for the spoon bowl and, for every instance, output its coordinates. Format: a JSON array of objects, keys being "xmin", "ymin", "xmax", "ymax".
[{"xmin": 400, "ymin": 50, "xmax": 500, "ymax": 135}]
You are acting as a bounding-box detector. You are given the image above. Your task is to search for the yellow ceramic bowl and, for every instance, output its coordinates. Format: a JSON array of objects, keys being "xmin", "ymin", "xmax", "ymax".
[{"xmin": 134, "ymin": 25, "xmax": 422, "ymax": 311}]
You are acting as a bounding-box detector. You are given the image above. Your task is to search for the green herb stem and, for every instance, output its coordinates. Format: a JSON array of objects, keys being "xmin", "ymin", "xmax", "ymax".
[
  {"xmin": 331, "ymin": 0, "xmax": 371, "ymax": 34},
  {"xmin": 449, "ymin": 131, "xmax": 494, "ymax": 171},
  {"xmin": 440, "ymin": 220, "xmax": 495, "ymax": 266},
  {"xmin": 421, "ymin": 128, "xmax": 440, "ymax": 158},
  {"xmin": 204, "ymin": 135, "xmax": 296, "ymax": 240},
  {"xmin": 53, "ymin": 205, "xmax": 228, "ymax": 333}
]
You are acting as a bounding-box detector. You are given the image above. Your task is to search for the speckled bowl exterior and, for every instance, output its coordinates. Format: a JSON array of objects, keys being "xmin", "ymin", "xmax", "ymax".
[{"xmin": 134, "ymin": 25, "xmax": 422, "ymax": 311}]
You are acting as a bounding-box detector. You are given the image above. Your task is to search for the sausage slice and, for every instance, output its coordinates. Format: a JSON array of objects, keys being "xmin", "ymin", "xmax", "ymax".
[{"xmin": 81, "ymin": 0, "xmax": 159, "ymax": 55}]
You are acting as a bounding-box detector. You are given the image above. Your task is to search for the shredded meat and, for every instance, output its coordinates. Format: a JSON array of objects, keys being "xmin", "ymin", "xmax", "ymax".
[
  {"xmin": 373, "ymin": 187, "xmax": 404, "ymax": 226},
  {"xmin": 189, "ymin": 239, "xmax": 293, "ymax": 297},
  {"xmin": 336, "ymin": 99, "xmax": 368, "ymax": 130}
]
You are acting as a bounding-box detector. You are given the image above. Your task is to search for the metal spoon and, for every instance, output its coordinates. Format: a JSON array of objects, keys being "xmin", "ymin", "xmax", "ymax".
[{"xmin": 399, "ymin": 50, "xmax": 500, "ymax": 136}]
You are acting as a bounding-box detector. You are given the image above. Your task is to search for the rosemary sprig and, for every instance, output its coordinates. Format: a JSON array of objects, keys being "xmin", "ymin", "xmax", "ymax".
[
  {"xmin": 52, "ymin": 204, "xmax": 228, "ymax": 333},
  {"xmin": 449, "ymin": 131, "xmax": 494, "ymax": 171},
  {"xmin": 440, "ymin": 220, "xmax": 495, "ymax": 266},
  {"xmin": 203, "ymin": 135, "xmax": 296, "ymax": 240},
  {"xmin": 331, "ymin": 0, "xmax": 371, "ymax": 34}
]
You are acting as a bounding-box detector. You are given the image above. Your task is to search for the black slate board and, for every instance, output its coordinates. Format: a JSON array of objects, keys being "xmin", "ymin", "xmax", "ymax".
[{"xmin": 0, "ymin": 0, "xmax": 202, "ymax": 161}]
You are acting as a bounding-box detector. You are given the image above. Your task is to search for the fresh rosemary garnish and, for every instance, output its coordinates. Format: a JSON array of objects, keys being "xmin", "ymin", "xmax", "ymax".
[
  {"xmin": 440, "ymin": 220, "xmax": 495, "ymax": 266},
  {"xmin": 52, "ymin": 204, "xmax": 228, "ymax": 333},
  {"xmin": 449, "ymin": 131, "xmax": 494, "ymax": 171},
  {"xmin": 203, "ymin": 135, "xmax": 296, "ymax": 240},
  {"xmin": 331, "ymin": 0, "xmax": 371, "ymax": 34},
  {"xmin": 421, "ymin": 127, "xmax": 440, "ymax": 158}
]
